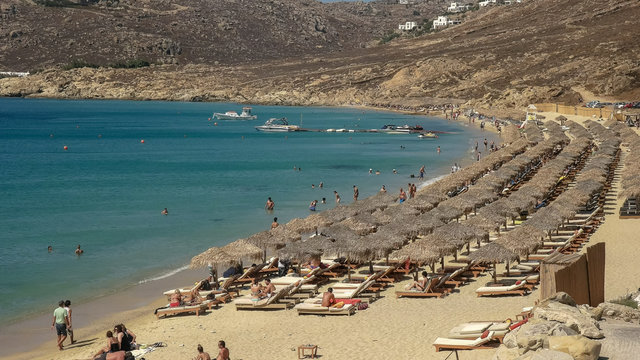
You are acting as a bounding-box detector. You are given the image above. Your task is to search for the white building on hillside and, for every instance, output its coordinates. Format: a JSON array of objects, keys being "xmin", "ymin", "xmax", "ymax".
[
  {"xmin": 398, "ymin": 21, "xmax": 420, "ymax": 31},
  {"xmin": 433, "ymin": 16, "xmax": 462, "ymax": 29},
  {"xmin": 447, "ymin": 2, "xmax": 462, "ymax": 12}
]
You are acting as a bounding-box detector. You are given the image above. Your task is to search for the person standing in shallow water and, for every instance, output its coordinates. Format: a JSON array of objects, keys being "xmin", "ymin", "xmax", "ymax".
[
  {"xmin": 334, "ymin": 191, "xmax": 341, "ymax": 204},
  {"xmin": 161, "ymin": 208, "xmax": 168, "ymax": 215},
  {"xmin": 75, "ymin": 245, "xmax": 83, "ymax": 256},
  {"xmin": 265, "ymin": 197, "xmax": 275, "ymax": 211},
  {"xmin": 271, "ymin": 217, "xmax": 279, "ymax": 229},
  {"xmin": 353, "ymin": 185, "xmax": 359, "ymax": 201}
]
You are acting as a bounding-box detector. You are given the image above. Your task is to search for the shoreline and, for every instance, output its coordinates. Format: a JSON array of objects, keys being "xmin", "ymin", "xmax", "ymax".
[{"xmin": 0, "ymin": 100, "xmax": 500, "ymax": 358}]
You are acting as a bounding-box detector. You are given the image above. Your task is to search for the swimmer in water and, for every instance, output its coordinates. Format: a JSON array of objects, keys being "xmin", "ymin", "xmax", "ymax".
[
  {"xmin": 312, "ymin": 184, "xmax": 315, "ymax": 189},
  {"xmin": 75, "ymin": 245, "xmax": 84, "ymax": 256},
  {"xmin": 319, "ymin": 182, "xmax": 323, "ymax": 189},
  {"xmin": 321, "ymin": 197, "xmax": 326, "ymax": 204},
  {"xmin": 334, "ymin": 191, "xmax": 341, "ymax": 204},
  {"xmin": 369, "ymin": 168, "xmax": 373, "ymax": 174},
  {"xmin": 271, "ymin": 217, "xmax": 279, "ymax": 229},
  {"xmin": 375, "ymin": 170, "xmax": 380, "ymax": 175},
  {"xmin": 265, "ymin": 197, "xmax": 275, "ymax": 211},
  {"xmin": 309, "ymin": 200, "xmax": 317, "ymax": 211},
  {"xmin": 437, "ymin": 146, "xmax": 441, "ymax": 154},
  {"xmin": 161, "ymin": 208, "xmax": 168, "ymax": 215},
  {"xmin": 393, "ymin": 169, "xmax": 397, "ymax": 174},
  {"xmin": 48, "ymin": 245, "xmax": 53, "ymax": 253},
  {"xmin": 380, "ymin": 185, "xmax": 386, "ymax": 193}
]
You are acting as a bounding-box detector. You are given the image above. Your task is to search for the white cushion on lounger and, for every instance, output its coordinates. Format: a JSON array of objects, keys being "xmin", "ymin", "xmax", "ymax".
[
  {"xmin": 488, "ymin": 322, "xmax": 510, "ymax": 331},
  {"xmin": 476, "ymin": 283, "xmax": 525, "ymax": 293},
  {"xmin": 434, "ymin": 331, "xmax": 495, "ymax": 347},
  {"xmin": 452, "ymin": 322, "xmax": 493, "ymax": 334}
]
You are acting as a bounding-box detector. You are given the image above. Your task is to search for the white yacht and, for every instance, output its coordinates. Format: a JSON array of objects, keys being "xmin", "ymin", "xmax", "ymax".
[
  {"xmin": 255, "ymin": 118, "xmax": 299, "ymax": 132},
  {"xmin": 213, "ymin": 107, "xmax": 257, "ymax": 120}
]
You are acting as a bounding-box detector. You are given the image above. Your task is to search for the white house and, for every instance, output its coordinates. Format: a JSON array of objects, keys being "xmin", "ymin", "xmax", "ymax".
[
  {"xmin": 432, "ymin": 16, "xmax": 449, "ymax": 29},
  {"xmin": 398, "ymin": 21, "xmax": 419, "ymax": 31},
  {"xmin": 447, "ymin": 2, "xmax": 462, "ymax": 12}
]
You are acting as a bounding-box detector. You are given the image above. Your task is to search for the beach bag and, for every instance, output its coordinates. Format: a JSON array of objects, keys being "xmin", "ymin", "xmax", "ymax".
[{"xmin": 358, "ymin": 303, "xmax": 368, "ymax": 311}]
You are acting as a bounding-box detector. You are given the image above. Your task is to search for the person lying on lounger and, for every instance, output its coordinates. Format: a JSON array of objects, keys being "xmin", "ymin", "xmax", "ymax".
[{"xmin": 406, "ymin": 271, "xmax": 429, "ymax": 291}]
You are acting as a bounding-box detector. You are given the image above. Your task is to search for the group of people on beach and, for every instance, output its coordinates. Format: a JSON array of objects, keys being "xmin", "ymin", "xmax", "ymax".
[
  {"xmin": 93, "ymin": 323, "xmax": 137, "ymax": 360},
  {"xmin": 194, "ymin": 341, "xmax": 230, "ymax": 360}
]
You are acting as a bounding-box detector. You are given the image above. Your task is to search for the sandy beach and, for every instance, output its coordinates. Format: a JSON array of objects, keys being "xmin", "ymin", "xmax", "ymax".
[{"xmin": 6, "ymin": 110, "xmax": 640, "ymax": 360}]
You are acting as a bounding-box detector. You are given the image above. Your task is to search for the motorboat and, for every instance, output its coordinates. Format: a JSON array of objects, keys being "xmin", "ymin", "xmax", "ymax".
[
  {"xmin": 255, "ymin": 118, "xmax": 299, "ymax": 132},
  {"xmin": 213, "ymin": 106, "xmax": 257, "ymax": 120},
  {"xmin": 380, "ymin": 124, "xmax": 423, "ymax": 134},
  {"xmin": 418, "ymin": 132, "xmax": 438, "ymax": 139}
]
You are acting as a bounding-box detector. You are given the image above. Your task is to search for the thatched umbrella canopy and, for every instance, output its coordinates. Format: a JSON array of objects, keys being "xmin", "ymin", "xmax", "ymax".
[
  {"xmin": 556, "ymin": 115, "xmax": 567, "ymax": 125},
  {"xmin": 502, "ymin": 124, "xmax": 522, "ymax": 144},
  {"xmin": 338, "ymin": 217, "xmax": 377, "ymax": 236},
  {"xmin": 350, "ymin": 192, "xmax": 398, "ymax": 214},
  {"xmin": 468, "ymin": 242, "xmax": 519, "ymax": 281},
  {"xmin": 190, "ymin": 248, "xmax": 236, "ymax": 269},
  {"xmin": 376, "ymin": 219, "xmax": 420, "ymax": 241},
  {"xmin": 413, "ymin": 213, "xmax": 446, "ymax": 235},
  {"xmin": 404, "ymin": 197, "xmax": 436, "ymax": 213},
  {"xmin": 190, "ymin": 239, "xmax": 264, "ymax": 269},
  {"xmin": 319, "ymin": 223, "xmax": 361, "ymax": 242},
  {"xmin": 433, "ymin": 222, "xmax": 488, "ymax": 245},
  {"xmin": 320, "ymin": 205, "xmax": 357, "ymax": 223},
  {"xmin": 445, "ymin": 196, "xmax": 477, "ymax": 217},
  {"xmin": 371, "ymin": 209, "xmax": 393, "ymax": 225},
  {"xmin": 391, "ymin": 239, "xmax": 440, "ymax": 265},
  {"xmin": 496, "ymin": 225, "xmax": 545, "ymax": 256},
  {"xmin": 277, "ymin": 235, "xmax": 331, "ymax": 261},
  {"xmin": 384, "ymin": 204, "xmax": 421, "ymax": 218},
  {"xmin": 466, "ymin": 214, "xmax": 503, "ymax": 234},
  {"xmin": 431, "ymin": 204, "xmax": 464, "ymax": 223},
  {"xmin": 286, "ymin": 214, "xmax": 333, "ymax": 234}
]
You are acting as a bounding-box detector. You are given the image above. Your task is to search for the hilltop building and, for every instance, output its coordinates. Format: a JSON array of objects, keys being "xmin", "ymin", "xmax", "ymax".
[
  {"xmin": 432, "ymin": 16, "xmax": 461, "ymax": 29},
  {"xmin": 398, "ymin": 21, "xmax": 421, "ymax": 31}
]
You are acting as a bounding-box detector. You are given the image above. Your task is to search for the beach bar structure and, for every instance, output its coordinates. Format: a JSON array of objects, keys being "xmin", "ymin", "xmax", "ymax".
[{"xmin": 539, "ymin": 243, "xmax": 605, "ymax": 306}]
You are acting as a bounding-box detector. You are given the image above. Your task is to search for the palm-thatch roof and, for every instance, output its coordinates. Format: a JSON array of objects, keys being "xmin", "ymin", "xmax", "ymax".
[
  {"xmin": 468, "ymin": 242, "xmax": 518, "ymax": 263},
  {"xmin": 285, "ymin": 214, "xmax": 333, "ymax": 234}
]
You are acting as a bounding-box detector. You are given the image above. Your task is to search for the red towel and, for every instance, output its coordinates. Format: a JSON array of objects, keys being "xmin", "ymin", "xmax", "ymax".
[{"xmin": 340, "ymin": 299, "xmax": 362, "ymax": 305}]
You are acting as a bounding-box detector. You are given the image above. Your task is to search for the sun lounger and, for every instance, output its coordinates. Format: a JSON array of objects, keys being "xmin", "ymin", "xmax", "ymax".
[
  {"xmin": 259, "ymin": 257, "xmax": 279, "ymax": 275},
  {"xmin": 433, "ymin": 331, "xmax": 497, "ymax": 352},
  {"xmin": 445, "ymin": 266, "xmax": 471, "ymax": 287},
  {"xmin": 156, "ymin": 298, "xmax": 216, "ymax": 319},
  {"xmin": 395, "ymin": 278, "xmax": 447, "ymax": 298},
  {"xmin": 234, "ymin": 282, "xmax": 298, "ymax": 310},
  {"xmin": 475, "ymin": 282, "xmax": 528, "ymax": 297},
  {"xmin": 294, "ymin": 302, "xmax": 356, "ymax": 316},
  {"xmin": 447, "ymin": 322, "xmax": 510, "ymax": 341}
]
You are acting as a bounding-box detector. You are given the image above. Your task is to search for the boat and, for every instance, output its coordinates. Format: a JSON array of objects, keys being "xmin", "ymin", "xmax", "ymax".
[
  {"xmin": 418, "ymin": 132, "xmax": 439, "ymax": 139},
  {"xmin": 213, "ymin": 107, "xmax": 257, "ymax": 120},
  {"xmin": 255, "ymin": 118, "xmax": 299, "ymax": 132},
  {"xmin": 380, "ymin": 124, "xmax": 424, "ymax": 134}
]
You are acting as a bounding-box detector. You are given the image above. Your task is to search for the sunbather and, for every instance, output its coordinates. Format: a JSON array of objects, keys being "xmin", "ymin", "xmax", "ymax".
[
  {"xmin": 406, "ymin": 271, "xmax": 429, "ymax": 291},
  {"xmin": 195, "ymin": 344, "xmax": 211, "ymax": 360},
  {"xmin": 261, "ymin": 279, "xmax": 276, "ymax": 298},
  {"xmin": 321, "ymin": 288, "xmax": 335, "ymax": 307},
  {"xmin": 93, "ymin": 330, "xmax": 119, "ymax": 358},
  {"xmin": 250, "ymin": 279, "xmax": 263, "ymax": 301},
  {"xmin": 114, "ymin": 325, "xmax": 132, "ymax": 352},
  {"xmin": 170, "ymin": 290, "xmax": 182, "ymax": 307}
]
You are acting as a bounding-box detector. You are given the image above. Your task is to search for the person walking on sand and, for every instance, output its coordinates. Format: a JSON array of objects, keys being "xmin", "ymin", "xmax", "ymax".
[
  {"xmin": 195, "ymin": 344, "xmax": 211, "ymax": 360},
  {"xmin": 161, "ymin": 208, "xmax": 168, "ymax": 215},
  {"xmin": 265, "ymin": 197, "xmax": 275, "ymax": 211},
  {"xmin": 75, "ymin": 245, "xmax": 84, "ymax": 256},
  {"xmin": 484, "ymin": 138, "xmax": 488, "ymax": 149},
  {"xmin": 51, "ymin": 300, "xmax": 69, "ymax": 351},
  {"xmin": 334, "ymin": 191, "xmax": 341, "ymax": 204},
  {"xmin": 353, "ymin": 185, "xmax": 359, "ymax": 201},
  {"xmin": 217, "ymin": 340, "xmax": 229, "ymax": 360},
  {"xmin": 271, "ymin": 217, "xmax": 279, "ymax": 229},
  {"xmin": 64, "ymin": 300, "xmax": 75, "ymax": 344}
]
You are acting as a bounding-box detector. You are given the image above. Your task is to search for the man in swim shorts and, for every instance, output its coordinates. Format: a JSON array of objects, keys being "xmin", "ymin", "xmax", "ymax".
[{"xmin": 51, "ymin": 300, "xmax": 69, "ymax": 351}]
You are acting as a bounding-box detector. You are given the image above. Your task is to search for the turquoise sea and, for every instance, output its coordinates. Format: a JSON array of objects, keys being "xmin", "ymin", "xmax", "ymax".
[{"xmin": 0, "ymin": 98, "xmax": 496, "ymax": 324}]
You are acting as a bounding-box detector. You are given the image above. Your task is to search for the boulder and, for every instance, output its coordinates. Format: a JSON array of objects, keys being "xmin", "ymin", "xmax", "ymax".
[
  {"xmin": 578, "ymin": 304, "xmax": 603, "ymax": 321},
  {"xmin": 534, "ymin": 301, "xmax": 603, "ymax": 339},
  {"xmin": 493, "ymin": 344, "xmax": 521, "ymax": 360},
  {"xmin": 529, "ymin": 349, "xmax": 575, "ymax": 360},
  {"xmin": 548, "ymin": 335, "xmax": 601, "ymax": 360},
  {"xmin": 597, "ymin": 302, "xmax": 640, "ymax": 323}
]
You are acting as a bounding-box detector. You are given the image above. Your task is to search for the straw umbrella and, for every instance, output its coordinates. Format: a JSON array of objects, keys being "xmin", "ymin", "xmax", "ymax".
[
  {"xmin": 468, "ymin": 242, "xmax": 518, "ymax": 282},
  {"xmin": 285, "ymin": 214, "xmax": 333, "ymax": 234},
  {"xmin": 556, "ymin": 115, "xmax": 567, "ymax": 126},
  {"xmin": 190, "ymin": 238, "xmax": 263, "ymax": 277},
  {"xmin": 391, "ymin": 238, "xmax": 440, "ymax": 273},
  {"xmin": 433, "ymin": 222, "xmax": 488, "ymax": 259},
  {"xmin": 338, "ymin": 217, "xmax": 377, "ymax": 236}
]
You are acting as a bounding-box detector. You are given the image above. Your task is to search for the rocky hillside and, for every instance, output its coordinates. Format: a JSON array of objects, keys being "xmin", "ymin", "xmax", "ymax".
[
  {"xmin": 0, "ymin": 0, "xmax": 444, "ymax": 70},
  {"xmin": 1, "ymin": 0, "xmax": 639, "ymax": 112}
]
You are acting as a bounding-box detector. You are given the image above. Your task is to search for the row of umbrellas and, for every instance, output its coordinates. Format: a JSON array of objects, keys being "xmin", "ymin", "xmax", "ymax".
[{"xmin": 188, "ymin": 120, "xmax": 619, "ymax": 278}]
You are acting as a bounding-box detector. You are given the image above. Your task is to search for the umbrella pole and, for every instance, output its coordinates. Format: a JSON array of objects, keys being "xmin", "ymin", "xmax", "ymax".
[
  {"xmin": 467, "ymin": 242, "xmax": 471, "ymax": 254},
  {"xmin": 493, "ymin": 261, "xmax": 497, "ymax": 283},
  {"xmin": 369, "ymin": 260, "xmax": 374, "ymax": 274},
  {"xmin": 386, "ymin": 255, "xmax": 389, "ymax": 266},
  {"xmin": 440, "ymin": 257, "xmax": 445, "ymax": 272},
  {"xmin": 347, "ymin": 260, "xmax": 351, "ymax": 282},
  {"xmin": 454, "ymin": 251, "xmax": 458, "ymax": 262},
  {"xmin": 506, "ymin": 260, "xmax": 510, "ymax": 277},
  {"xmin": 430, "ymin": 262, "xmax": 435, "ymax": 273}
]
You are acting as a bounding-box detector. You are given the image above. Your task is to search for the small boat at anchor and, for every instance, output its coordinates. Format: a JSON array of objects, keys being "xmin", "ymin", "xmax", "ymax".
[
  {"xmin": 255, "ymin": 118, "xmax": 299, "ymax": 132},
  {"xmin": 418, "ymin": 132, "xmax": 438, "ymax": 139},
  {"xmin": 213, "ymin": 107, "xmax": 257, "ymax": 120}
]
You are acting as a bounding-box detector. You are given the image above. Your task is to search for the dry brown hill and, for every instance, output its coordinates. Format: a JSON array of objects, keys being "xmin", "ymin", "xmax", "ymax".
[
  {"xmin": 0, "ymin": 0, "xmax": 443, "ymax": 70},
  {"xmin": 1, "ymin": 0, "xmax": 639, "ymax": 111}
]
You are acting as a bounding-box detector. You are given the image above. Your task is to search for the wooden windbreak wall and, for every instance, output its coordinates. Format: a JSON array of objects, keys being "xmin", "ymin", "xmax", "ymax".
[
  {"xmin": 540, "ymin": 243, "xmax": 605, "ymax": 306},
  {"xmin": 533, "ymin": 103, "xmax": 614, "ymax": 119}
]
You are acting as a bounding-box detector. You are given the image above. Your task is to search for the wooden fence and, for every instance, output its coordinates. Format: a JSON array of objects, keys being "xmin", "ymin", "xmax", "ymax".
[
  {"xmin": 539, "ymin": 242, "xmax": 605, "ymax": 306},
  {"xmin": 533, "ymin": 103, "xmax": 616, "ymax": 120}
]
